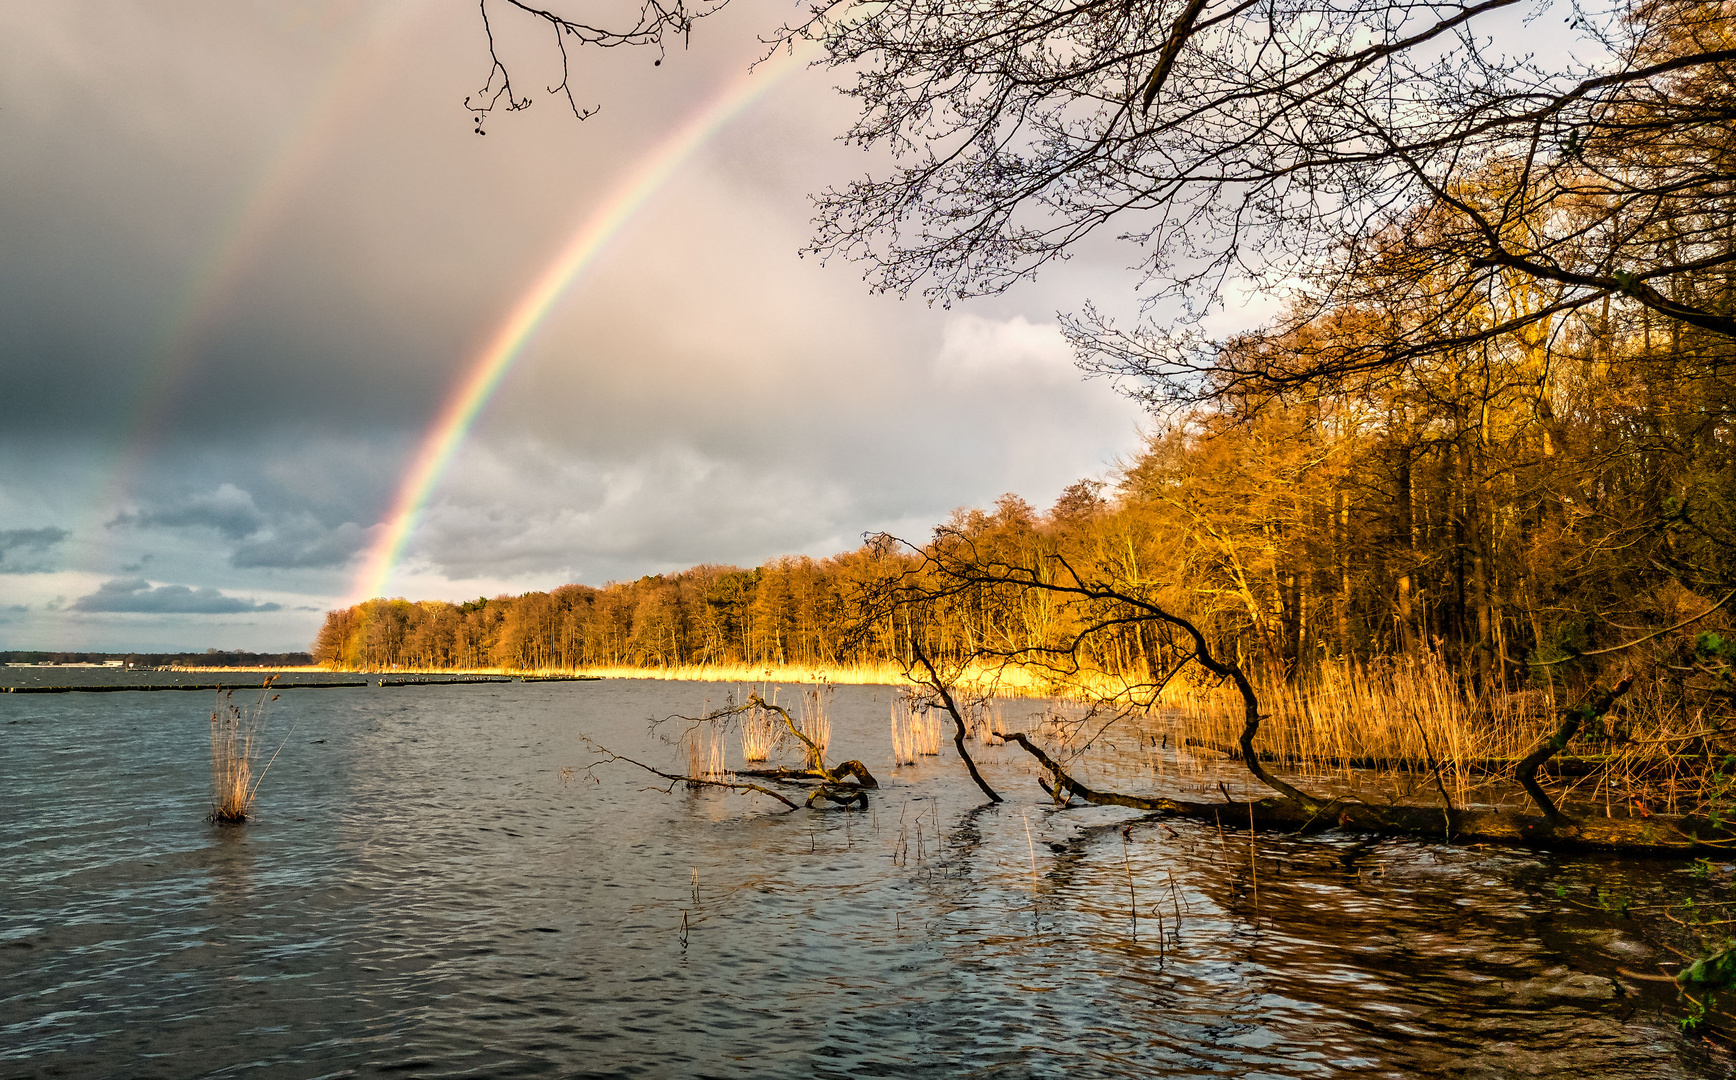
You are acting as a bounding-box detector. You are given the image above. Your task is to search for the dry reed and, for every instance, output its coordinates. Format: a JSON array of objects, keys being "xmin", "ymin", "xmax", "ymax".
[
  {"xmin": 569, "ymin": 661, "xmax": 912, "ymax": 686},
  {"xmin": 968, "ymin": 700, "xmax": 1000, "ymax": 743},
  {"xmin": 888, "ymin": 692, "xmax": 945, "ymax": 763},
  {"xmin": 888, "ymin": 694, "xmax": 1026, "ymax": 763},
  {"xmin": 328, "ymin": 659, "xmax": 1105, "ymax": 700},
  {"xmin": 799, "ymin": 683, "xmax": 833, "ymax": 758},
  {"xmin": 916, "ymin": 711, "xmax": 944, "ymax": 756},
  {"xmin": 739, "ymin": 700, "xmax": 779, "ymax": 762},
  {"xmin": 890, "ymin": 698, "xmax": 918, "ymax": 765},
  {"xmin": 683, "ymin": 726, "xmax": 731, "ymax": 786},
  {"xmin": 208, "ymin": 683, "xmax": 281, "ymax": 823}
]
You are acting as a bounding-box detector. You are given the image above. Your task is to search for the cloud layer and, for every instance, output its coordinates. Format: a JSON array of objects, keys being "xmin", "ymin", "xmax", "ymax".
[{"xmin": 0, "ymin": 2, "xmax": 1157, "ymax": 651}]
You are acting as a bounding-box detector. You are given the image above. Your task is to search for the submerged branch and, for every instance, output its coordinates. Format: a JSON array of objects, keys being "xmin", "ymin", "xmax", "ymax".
[
  {"xmin": 998, "ymin": 731, "xmax": 1187, "ymax": 812},
  {"xmin": 909, "ymin": 645, "xmax": 1002, "ymax": 803},
  {"xmin": 583, "ymin": 740, "xmax": 802, "ymax": 810},
  {"xmin": 1183, "ymin": 739, "xmax": 1616, "ymax": 775}
]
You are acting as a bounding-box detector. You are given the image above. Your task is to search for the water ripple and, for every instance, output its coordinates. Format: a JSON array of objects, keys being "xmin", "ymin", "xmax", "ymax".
[{"xmin": 1, "ymin": 680, "xmax": 1729, "ymax": 1077}]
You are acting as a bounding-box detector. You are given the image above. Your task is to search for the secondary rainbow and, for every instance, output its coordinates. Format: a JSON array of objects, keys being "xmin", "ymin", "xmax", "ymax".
[
  {"xmin": 116, "ymin": 5, "xmax": 412, "ymax": 477},
  {"xmin": 45, "ymin": 6, "xmax": 413, "ymax": 649},
  {"xmin": 349, "ymin": 52, "xmax": 806, "ymax": 604}
]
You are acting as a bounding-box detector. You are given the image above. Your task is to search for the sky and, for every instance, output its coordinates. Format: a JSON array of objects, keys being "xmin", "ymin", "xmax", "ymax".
[{"xmin": 0, "ymin": 0, "xmax": 1181, "ymax": 653}]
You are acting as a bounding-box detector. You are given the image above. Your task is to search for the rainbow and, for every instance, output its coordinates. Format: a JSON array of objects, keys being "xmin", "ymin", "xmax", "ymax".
[{"xmin": 348, "ymin": 51, "xmax": 807, "ymax": 604}]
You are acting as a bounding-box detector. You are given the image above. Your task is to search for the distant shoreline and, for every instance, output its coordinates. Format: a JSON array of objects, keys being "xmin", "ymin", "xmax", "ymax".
[{"xmin": 1, "ymin": 650, "xmax": 315, "ymax": 669}]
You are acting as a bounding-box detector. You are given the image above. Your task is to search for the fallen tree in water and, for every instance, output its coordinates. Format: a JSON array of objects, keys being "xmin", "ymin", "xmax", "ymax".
[
  {"xmin": 995, "ymin": 728, "xmax": 1736, "ymax": 853},
  {"xmin": 867, "ymin": 530, "xmax": 1736, "ymax": 854},
  {"xmin": 1181, "ymin": 740, "xmax": 1616, "ymax": 778}
]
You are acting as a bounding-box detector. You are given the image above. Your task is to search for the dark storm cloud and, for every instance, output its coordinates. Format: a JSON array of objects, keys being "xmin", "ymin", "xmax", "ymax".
[
  {"xmin": 0, "ymin": 527, "xmax": 69, "ymax": 573},
  {"xmin": 0, "ymin": 9, "xmax": 466, "ymax": 445},
  {"xmin": 110, "ymin": 485, "xmax": 372, "ymax": 569},
  {"xmin": 232, "ymin": 517, "xmax": 371, "ymax": 570},
  {"xmin": 112, "ymin": 484, "xmax": 266, "ymax": 539},
  {"xmin": 71, "ymin": 578, "xmax": 281, "ymax": 614}
]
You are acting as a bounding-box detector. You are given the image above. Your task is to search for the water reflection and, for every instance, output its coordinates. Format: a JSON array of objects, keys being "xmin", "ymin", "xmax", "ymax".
[
  {"xmin": 205, "ymin": 820, "xmax": 255, "ymax": 897},
  {"xmin": 1, "ymin": 679, "xmax": 1731, "ymax": 1077}
]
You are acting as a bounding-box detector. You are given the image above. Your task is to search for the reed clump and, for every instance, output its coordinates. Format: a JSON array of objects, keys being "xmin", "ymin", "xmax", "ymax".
[
  {"xmin": 967, "ymin": 699, "xmax": 1003, "ymax": 743},
  {"xmin": 915, "ymin": 710, "xmax": 943, "ymax": 756},
  {"xmin": 739, "ymin": 698, "xmax": 779, "ymax": 762},
  {"xmin": 890, "ymin": 697, "xmax": 918, "ymax": 765},
  {"xmin": 799, "ymin": 683, "xmax": 833, "ymax": 759},
  {"xmin": 683, "ymin": 726, "xmax": 730, "ymax": 786},
  {"xmin": 891, "ymin": 691, "xmax": 1031, "ymax": 764},
  {"xmin": 208, "ymin": 681, "xmax": 281, "ymax": 823},
  {"xmin": 885, "ymin": 694, "xmax": 932, "ymax": 761}
]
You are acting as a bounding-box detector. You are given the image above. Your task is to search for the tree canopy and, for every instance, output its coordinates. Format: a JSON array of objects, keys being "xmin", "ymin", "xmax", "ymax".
[{"xmin": 478, "ymin": 0, "xmax": 1735, "ymax": 402}]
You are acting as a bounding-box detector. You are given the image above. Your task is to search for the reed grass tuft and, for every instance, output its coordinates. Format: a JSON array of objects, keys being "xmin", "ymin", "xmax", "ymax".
[
  {"xmin": 799, "ymin": 683, "xmax": 833, "ymax": 759},
  {"xmin": 683, "ymin": 726, "xmax": 731, "ymax": 786},
  {"xmin": 739, "ymin": 699, "xmax": 779, "ymax": 762},
  {"xmin": 890, "ymin": 696, "xmax": 918, "ymax": 765},
  {"xmin": 208, "ymin": 681, "xmax": 281, "ymax": 823},
  {"xmin": 916, "ymin": 710, "xmax": 943, "ymax": 755}
]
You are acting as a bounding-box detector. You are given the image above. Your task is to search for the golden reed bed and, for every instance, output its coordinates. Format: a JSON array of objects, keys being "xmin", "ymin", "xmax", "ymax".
[{"xmin": 315, "ymin": 659, "xmax": 1095, "ymax": 696}]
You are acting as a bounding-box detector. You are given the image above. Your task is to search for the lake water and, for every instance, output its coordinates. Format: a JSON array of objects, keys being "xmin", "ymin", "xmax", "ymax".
[{"xmin": 3, "ymin": 677, "xmax": 1730, "ymax": 1078}]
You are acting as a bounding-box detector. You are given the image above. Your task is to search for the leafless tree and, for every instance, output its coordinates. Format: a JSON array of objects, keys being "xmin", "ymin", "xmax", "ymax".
[
  {"xmin": 477, "ymin": 0, "xmax": 1735, "ymax": 401},
  {"xmin": 787, "ymin": 0, "xmax": 1733, "ymax": 395}
]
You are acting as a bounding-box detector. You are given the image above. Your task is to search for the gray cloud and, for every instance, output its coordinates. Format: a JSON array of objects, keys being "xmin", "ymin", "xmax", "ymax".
[
  {"xmin": 0, "ymin": 526, "xmax": 69, "ymax": 573},
  {"xmin": 109, "ymin": 484, "xmax": 371, "ymax": 569},
  {"xmin": 71, "ymin": 578, "xmax": 281, "ymax": 614},
  {"xmin": 232, "ymin": 517, "xmax": 372, "ymax": 569},
  {"xmin": 407, "ymin": 443, "xmax": 852, "ymax": 581},
  {"xmin": 112, "ymin": 483, "xmax": 266, "ymax": 539}
]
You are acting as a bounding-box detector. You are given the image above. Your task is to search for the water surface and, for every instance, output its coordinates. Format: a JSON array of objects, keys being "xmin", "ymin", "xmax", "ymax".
[{"xmin": 3, "ymin": 678, "xmax": 1729, "ymax": 1077}]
